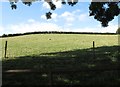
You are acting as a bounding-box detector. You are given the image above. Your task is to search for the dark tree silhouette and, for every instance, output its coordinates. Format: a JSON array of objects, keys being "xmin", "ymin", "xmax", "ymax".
[
  {"xmin": 116, "ymin": 27, "xmax": 120, "ymax": 34},
  {"xmin": 9, "ymin": 0, "xmax": 120, "ymax": 27},
  {"xmin": 89, "ymin": 1, "xmax": 120, "ymax": 27}
]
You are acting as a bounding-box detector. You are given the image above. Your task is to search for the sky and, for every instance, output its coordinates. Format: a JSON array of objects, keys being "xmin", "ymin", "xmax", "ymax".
[{"xmin": 0, "ymin": 1, "xmax": 119, "ymax": 35}]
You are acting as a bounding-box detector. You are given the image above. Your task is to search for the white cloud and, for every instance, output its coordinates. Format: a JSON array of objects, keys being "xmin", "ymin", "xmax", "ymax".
[
  {"xmin": 40, "ymin": 9, "xmax": 89, "ymax": 27},
  {"xmin": 78, "ymin": 13, "xmax": 88, "ymax": 21},
  {"xmin": 61, "ymin": 12, "xmax": 73, "ymax": 17},
  {"xmin": 72, "ymin": 9, "xmax": 81, "ymax": 14},
  {"xmin": 60, "ymin": 11, "xmax": 75, "ymax": 23},
  {"xmin": 60, "ymin": 10, "xmax": 89, "ymax": 27},
  {"xmin": 2, "ymin": 19, "xmax": 63, "ymax": 35},
  {"xmin": 42, "ymin": 2, "xmax": 50, "ymax": 9},
  {"xmin": 53, "ymin": 0, "xmax": 62, "ymax": 9},
  {"xmin": 1, "ymin": 23, "xmax": 118, "ymax": 36},
  {"xmin": 66, "ymin": 23, "xmax": 73, "ymax": 27},
  {"xmin": 41, "ymin": 9, "xmax": 86, "ymax": 25},
  {"xmin": 97, "ymin": 23, "xmax": 118, "ymax": 33},
  {"xmin": 60, "ymin": 10, "xmax": 89, "ymax": 23},
  {"xmin": 1, "ymin": 18, "xmax": 118, "ymax": 36},
  {"xmin": 51, "ymin": 13, "xmax": 58, "ymax": 19},
  {"xmin": 27, "ymin": 19, "xmax": 35, "ymax": 23},
  {"xmin": 59, "ymin": 11, "xmax": 92, "ymax": 27},
  {"xmin": 66, "ymin": 17, "xmax": 75, "ymax": 22},
  {"xmin": 0, "ymin": 26, "xmax": 4, "ymax": 35},
  {"xmin": 51, "ymin": 13, "xmax": 58, "ymax": 21},
  {"xmin": 69, "ymin": 23, "xmax": 118, "ymax": 33},
  {"xmin": 41, "ymin": 15, "xmax": 46, "ymax": 20}
]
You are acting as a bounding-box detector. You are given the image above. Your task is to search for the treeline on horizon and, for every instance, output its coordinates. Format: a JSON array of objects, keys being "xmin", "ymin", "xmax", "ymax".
[{"xmin": 0, "ymin": 31, "xmax": 118, "ymax": 38}]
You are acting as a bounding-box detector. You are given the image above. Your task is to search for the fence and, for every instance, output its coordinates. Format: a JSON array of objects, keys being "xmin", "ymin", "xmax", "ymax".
[
  {"xmin": 4, "ymin": 40, "xmax": 96, "ymax": 59},
  {"xmin": 2, "ymin": 40, "xmax": 120, "ymax": 86}
]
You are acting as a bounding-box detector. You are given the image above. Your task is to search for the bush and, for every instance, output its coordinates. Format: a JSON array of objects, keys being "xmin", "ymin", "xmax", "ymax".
[{"xmin": 2, "ymin": 34, "xmax": 8, "ymax": 37}]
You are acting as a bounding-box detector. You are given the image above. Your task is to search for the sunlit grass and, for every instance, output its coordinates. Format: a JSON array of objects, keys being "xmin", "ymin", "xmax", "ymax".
[
  {"xmin": 1, "ymin": 34, "xmax": 118, "ymax": 59},
  {"xmin": 1, "ymin": 34, "xmax": 120, "ymax": 86}
]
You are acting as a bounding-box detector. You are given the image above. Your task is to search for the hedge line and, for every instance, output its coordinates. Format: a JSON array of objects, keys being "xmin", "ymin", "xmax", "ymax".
[{"xmin": 0, "ymin": 31, "xmax": 117, "ymax": 38}]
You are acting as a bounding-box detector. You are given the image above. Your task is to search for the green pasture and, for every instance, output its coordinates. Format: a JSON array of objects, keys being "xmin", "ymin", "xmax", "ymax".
[
  {"xmin": 1, "ymin": 34, "xmax": 118, "ymax": 58},
  {"xmin": 1, "ymin": 34, "xmax": 120, "ymax": 86}
]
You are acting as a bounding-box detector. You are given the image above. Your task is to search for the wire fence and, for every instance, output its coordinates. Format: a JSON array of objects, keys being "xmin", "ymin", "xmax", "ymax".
[{"xmin": 2, "ymin": 38, "xmax": 120, "ymax": 86}]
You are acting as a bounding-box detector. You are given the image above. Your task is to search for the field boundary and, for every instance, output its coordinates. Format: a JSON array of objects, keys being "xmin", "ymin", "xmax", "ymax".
[{"xmin": 1, "ymin": 31, "xmax": 117, "ymax": 38}]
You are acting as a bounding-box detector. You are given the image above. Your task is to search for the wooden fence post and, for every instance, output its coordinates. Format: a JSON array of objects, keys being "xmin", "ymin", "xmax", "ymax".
[
  {"xmin": 49, "ymin": 71, "xmax": 53, "ymax": 87},
  {"xmin": 93, "ymin": 41, "xmax": 95, "ymax": 58},
  {"xmin": 4, "ymin": 41, "xmax": 8, "ymax": 58},
  {"xmin": 49, "ymin": 63, "xmax": 53, "ymax": 87}
]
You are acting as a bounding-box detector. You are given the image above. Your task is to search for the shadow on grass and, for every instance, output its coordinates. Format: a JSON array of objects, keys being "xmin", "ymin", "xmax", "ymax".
[{"xmin": 2, "ymin": 45, "xmax": 120, "ymax": 86}]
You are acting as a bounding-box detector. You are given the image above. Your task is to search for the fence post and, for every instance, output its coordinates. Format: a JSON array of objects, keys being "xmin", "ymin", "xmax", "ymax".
[
  {"xmin": 4, "ymin": 41, "xmax": 8, "ymax": 58},
  {"xmin": 49, "ymin": 63, "xmax": 53, "ymax": 87},
  {"xmin": 93, "ymin": 41, "xmax": 95, "ymax": 58},
  {"xmin": 49, "ymin": 71, "xmax": 53, "ymax": 87}
]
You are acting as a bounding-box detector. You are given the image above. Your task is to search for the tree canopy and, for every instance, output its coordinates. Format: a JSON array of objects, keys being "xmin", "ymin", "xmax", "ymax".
[{"xmin": 9, "ymin": 0, "xmax": 120, "ymax": 27}]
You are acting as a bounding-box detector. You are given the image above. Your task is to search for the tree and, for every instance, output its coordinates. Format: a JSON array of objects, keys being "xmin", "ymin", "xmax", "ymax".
[
  {"xmin": 116, "ymin": 27, "xmax": 120, "ymax": 34},
  {"xmin": 9, "ymin": 0, "xmax": 120, "ymax": 27}
]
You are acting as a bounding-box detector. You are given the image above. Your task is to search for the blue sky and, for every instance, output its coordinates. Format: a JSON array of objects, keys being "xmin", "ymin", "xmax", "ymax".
[{"xmin": 1, "ymin": 1, "xmax": 119, "ymax": 35}]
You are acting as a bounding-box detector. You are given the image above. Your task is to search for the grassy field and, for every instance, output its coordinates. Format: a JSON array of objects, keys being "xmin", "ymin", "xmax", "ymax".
[
  {"xmin": 1, "ymin": 34, "xmax": 118, "ymax": 58},
  {"xmin": 1, "ymin": 34, "xmax": 120, "ymax": 86}
]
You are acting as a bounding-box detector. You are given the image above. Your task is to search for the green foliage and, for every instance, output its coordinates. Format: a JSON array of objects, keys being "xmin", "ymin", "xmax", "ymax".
[
  {"xmin": 8, "ymin": 0, "xmax": 120, "ymax": 27},
  {"xmin": 89, "ymin": 2, "xmax": 120, "ymax": 27},
  {"xmin": 116, "ymin": 27, "xmax": 120, "ymax": 34}
]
